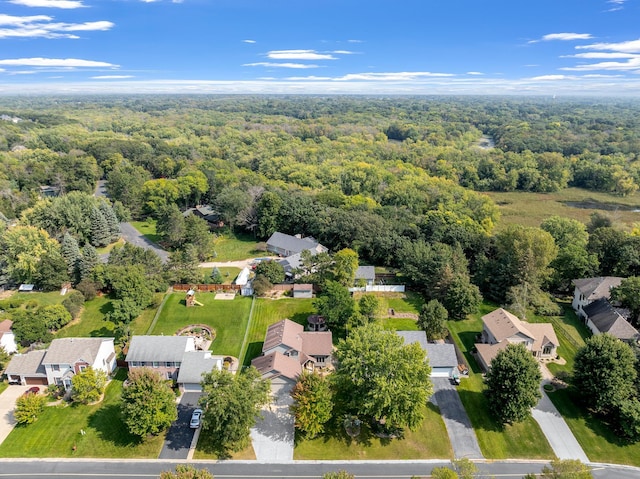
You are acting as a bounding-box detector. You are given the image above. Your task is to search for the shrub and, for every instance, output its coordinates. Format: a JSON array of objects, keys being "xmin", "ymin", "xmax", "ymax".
[
  {"xmin": 14, "ymin": 393, "xmax": 46, "ymax": 425},
  {"xmin": 75, "ymin": 279, "xmax": 98, "ymax": 301},
  {"xmin": 24, "ymin": 300, "xmax": 39, "ymax": 311},
  {"xmin": 62, "ymin": 290, "xmax": 85, "ymax": 319}
]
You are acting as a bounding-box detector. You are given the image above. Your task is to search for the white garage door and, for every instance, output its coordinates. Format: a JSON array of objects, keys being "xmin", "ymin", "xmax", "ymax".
[
  {"xmin": 182, "ymin": 383, "xmax": 202, "ymax": 392},
  {"xmin": 431, "ymin": 367, "xmax": 453, "ymax": 378}
]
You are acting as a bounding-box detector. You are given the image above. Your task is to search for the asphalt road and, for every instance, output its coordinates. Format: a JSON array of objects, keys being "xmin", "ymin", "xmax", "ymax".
[
  {"xmin": 0, "ymin": 460, "xmax": 637, "ymax": 479},
  {"xmin": 158, "ymin": 392, "xmax": 201, "ymax": 459},
  {"xmin": 119, "ymin": 221, "xmax": 169, "ymax": 263}
]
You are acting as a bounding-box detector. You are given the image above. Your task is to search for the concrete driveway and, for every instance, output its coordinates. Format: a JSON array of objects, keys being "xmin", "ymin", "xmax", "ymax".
[
  {"xmin": 431, "ymin": 378, "xmax": 483, "ymax": 459},
  {"xmin": 0, "ymin": 385, "xmax": 31, "ymax": 445},
  {"xmin": 158, "ymin": 392, "xmax": 200, "ymax": 459},
  {"xmin": 532, "ymin": 383, "xmax": 589, "ymax": 462},
  {"xmin": 250, "ymin": 383, "xmax": 294, "ymax": 462},
  {"xmin": 119, "ymin": 222, "xmax": 169, "ymax": 263}
]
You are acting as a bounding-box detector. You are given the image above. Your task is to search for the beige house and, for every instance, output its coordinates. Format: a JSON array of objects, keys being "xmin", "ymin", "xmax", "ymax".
[
  {"xmin": 251, "ymin": 319, "xmax": 332, "ymax": 385},
  {"xmin": 475, "ymin": 308, "xmax": 559, "ymax": 371}
]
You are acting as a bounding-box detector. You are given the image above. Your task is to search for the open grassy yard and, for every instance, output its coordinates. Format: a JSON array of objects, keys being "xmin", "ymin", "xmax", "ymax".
[
  {"xmin": 198, "ymin": 267, "xmax": 242, "ymax": 284},
  {"xmin": 96, "ymin": 237, "xmax": 125, "ymax": 255},
  {"xmin": 194, "ymin": 428, "xmax": 256, "ymax": 460},
  {"xmin": 381, "ymin": 317, "xmax": 420, "ymax": 331},
  {"xmin": 213, "ymin": 231, "xmax": 265, "ymax": 261},
  {"xmin": 294, "ymin": 403, "xmax": 452, "ymax": 460},
  {"xmin": 0, "ymin": 369, "xmax": 164, "ymax": 458},
  {"xmin": 130, "ymin": 219, "xmax": 161, "ymax": 244},
  {"xmin": 487, "ymin": 187, "xmax": 640, "ymax": 231},
  {"xmin": 151, "ymin": 293, "xmax": 252, "ymax": 358},
  {"xmin": 1, "ymin": 291, "xmax": 66, "ymax": 309},
  {"xmin": 0, "ymin": 381, "xmax": 7, "ymax": 395},
  {"xmin": 447, "ymin": 305, "xmax": 554, "ymax": 459},
  {"xmin": 549, "ymin": 388, "xmax": 640, "ymax": 467},
  {"xmin": 241, "ymin": 298, "xmax": 315, "ymax": 365}
]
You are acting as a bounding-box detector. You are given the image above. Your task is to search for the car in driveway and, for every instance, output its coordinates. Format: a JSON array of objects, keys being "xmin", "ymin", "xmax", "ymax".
[
  {"xmin": 23, "ymin": 387, "xmax": 40, "ymax": 396},
  {"xmin": 190, "ymin": 408, "xmax": 203, "ymax": 429}
]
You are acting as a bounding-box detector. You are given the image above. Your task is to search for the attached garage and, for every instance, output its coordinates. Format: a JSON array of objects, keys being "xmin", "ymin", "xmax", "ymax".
[
  {"xmin": 177, "ymin": 351, "xmax": 224, "ymax": 392},
  {"xmin": 5, "ymin": 350, "xmax": 48, "ymax": 386},
  {"xmin": 431, "ymin": 367, "xmax": 456, "ymax": 378},
  {"xmin": 396, "ymin": 331, "xmax": 459, "ymax": 379}
]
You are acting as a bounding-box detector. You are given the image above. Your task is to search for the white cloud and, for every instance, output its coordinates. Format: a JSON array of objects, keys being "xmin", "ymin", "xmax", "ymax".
[
  {"xmin": 606, "ymin": 0, "xmax": 626, "ymax": 11},
  {"xmin": 563, "ymin": 52, "xmax": 640, "ymax": 59},
  {"xmin": 335, "ymin": 71, "xmax": 454, "ymax": 81},
  {"xmin": 8, "ymin": 0, "xmax": 85, "ymax": 8},
  {"xmin": 467, "ymin": 71, "xmax": 484, "ymax": 75},
  {"xmin": 243, "ymin": 39, "xmax": 256, "ymax": 44},
  {"xmin": 529, "ymin": 33, "xmax": 593, "ymax": 43},
  {"xmin": 583, "ymin": 74, "xmax": 623, "ymax": 78},
  {"xmin": 91, "ymin": 75, "xmax": 134, "ymax": 79},
  {"xmin": 243, "ymin": 62, "xmax": 319, "ymax": 69},
  {"xmin": 576, "ymin": 38, "xmax": 640, "ymax": 53},
  {"xmin": 529, "ymin": 74, "xmax": 574, "ymax": 81},
  {"xmin": 560, "ymin": 57, "xmax": 640, "ymax": 71},
  {"xmin": 267, "ymin": 50, "xmax": 337, "ymax": 60},
  {"xmin": 331, "ymin": 50, "xmax": 356, "ymax": 54},
  {"xmin": 0, "ymin": 14, "xmax": 113, "ymax": 39},
  {"xmin": 347, "ymin": 39, "xmax": 363, "ymax": 43},
  {"xmin": 0, "ymin": 57, "xmax": 118, "ymax": 67}
]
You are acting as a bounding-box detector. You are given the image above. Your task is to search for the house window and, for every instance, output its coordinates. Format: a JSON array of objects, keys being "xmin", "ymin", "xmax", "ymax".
[
  {"xmin": 79, "ymin": 365, "xmax": 87, "ymax": 372},
  {"xmin": 315, "ymin": 356, "xmax": 325, "ymax": 364},
  {"xmin": 166, "ymin": 372, "xmax": 173, "ymax": 380},
  {"xmin": 543, "ymin": 346, "xmax": 553, "ymax": 355},
  {"xmin": 152, "ymin": 362, "xmax": 159, "ymax": 368},
  {"xmin": 52, "ymin": 364, "xmax": 60, "ymax": 372}
]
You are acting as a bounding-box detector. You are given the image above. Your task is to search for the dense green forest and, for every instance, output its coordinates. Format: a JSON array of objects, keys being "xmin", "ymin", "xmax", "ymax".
[{"xmin": 1, "ymin": 95, "xmax": 640, "ymax": 324}]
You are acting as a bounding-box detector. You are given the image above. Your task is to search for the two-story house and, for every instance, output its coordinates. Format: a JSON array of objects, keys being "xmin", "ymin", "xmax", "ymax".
[
  {"xmin": 125, "ymin": 336, "xmax": 196, "ymax": 380},
  {"xmin": 475, "ymin": 308, "xmax": 559, "ymax": 371},
  {"xmin": 572, "ymin": 276, "xmax": 623, "ymax": 317},
  {"xmin": 251, "ymin": 319, "xmax": 332, "ymax": 386}
]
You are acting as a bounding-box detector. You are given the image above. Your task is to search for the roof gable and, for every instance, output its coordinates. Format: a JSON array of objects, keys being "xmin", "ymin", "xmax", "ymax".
[
  {"xmin": 125, "ymin": 336, "xmax": 194, "ymax": 363},
  {"xmin": 266, "ymin": 232, "xmax": 322, "ymax": 255},
  {"xmin": 482, "ymin": 308, "xmax": 535, "ymax": 342},
  {"xmin": 573, "ymin": 276, "xmax": 623, "ymax": 301},
  {"xmin": 43, "ymin": 338, "xmax": 113, "ymax": 366},
  {"xmin": 585, "ymin": 298, "xmax": 639, "ymax": 340},
  {"xmin": 262, "ymin": 319, "xmax": 304, "ymax": 353}
]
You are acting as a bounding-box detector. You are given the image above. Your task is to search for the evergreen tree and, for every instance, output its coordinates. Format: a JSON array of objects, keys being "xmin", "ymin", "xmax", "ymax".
[
  {"xmin": 90, "ymin": 206, "xmax": 110, "ymax": 247},
  {"xmin": 79, "ymin": 244, "xmax": 99, "ymax": 281},
  {"xmin": 99, "ymin": 201, "xmax": 120, "ymax": 242},
  {"xmin": 211, "ymin": 267, "xmax": 223, "ymax": 284},
  {"xmin": 60, "ymin": 232, "xmax": 81, "ymax": 280}
]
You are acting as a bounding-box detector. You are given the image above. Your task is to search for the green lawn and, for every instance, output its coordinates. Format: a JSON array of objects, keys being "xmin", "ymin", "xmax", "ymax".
[
  {"xmin": 0, "ymin": 381, "xmax": 7, "ymax": 395},
  {"xmin": 241, "ymin": 298, "xmax": 315, "ymax": 366},
  {"xmin": 487, "ymin": 187, "xmax": 640, "ymax": 231},
  {"xmin": 0, "ymin": 369, "xmax": 164, "ymax": 458},
  {"xmin": 447, "ymin": 305, "xmax": 555, "ymax": 459},
  {"xmin": 381, "ymin": 317, "xmax": 420, "ymax": 331},
  {"xmin": 56, "ymin": 296, "xmax": 115, "ymax": 339},
  {"xmin": 213, "ymin": 232, "xmax": 265, "ymax": 261},
  {"xmin": 294, "ymin": 403, "xmax": 452, "ymax": 460},
  {"xmin": 96, "ymin": 238, "xmax": 125, "ymax": 255},
  {"xmin": 151, "ymin": 293, "xmax": 252, "ymax": 358},
  {"xmin": 549, "ymin": 388, "xmax": 640, "ymax": 467},
  {"xmin": 130, "ymin": 219, "xmax": 161, "ymax": 244},
  {"xmin": 1, "ymin": 291, "xmax": 67, "ymax": 310},
  {"xmin": 198, "ymin": 267, "xmax": 242, "ymax": 284}
]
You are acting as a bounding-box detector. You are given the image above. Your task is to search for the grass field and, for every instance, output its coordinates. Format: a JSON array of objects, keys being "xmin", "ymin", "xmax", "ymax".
[
  {"xmin": 447, "ymin": 304, "xmax": 555, "ymax": 459},
  {"xmin": 0, "ymin": 382, "xmax": 7, "ymax": 395},
  {"xmin": 194, "ymin": 429, "xmax": 256, "ymax": 460},
  {"xmin": 151, "ymin": 293, "xmax": 252, "ymax": 358},
  {"xmin": 487, "ymin": 187, "xmax": 640, "ymax": 231},
  {"xmin": 294, "ymin": 403, "xmax": 452, "ymax": 460},
  {"xmin": 1, "ymin": 291, "xmax": 67, "ymax": 309},
  {"xmin": 213, "ymin": 232, "xmax": 265, "ymax": 261},
  {"xmin": 0, "ymin": 369, "xmax": 164, "ymax": 458},
  {"xmin": 549, "ymin": 388, "xmax": 640, "ymax": 467},
  {"xmin": 130, "ymin": 219, "xmax": 161, "ymax": 244},
  {"xmin": 198, "ymin": 267, "xmax": 242, "ymax": 284},
  {"xmin": 241, "ymin": 298, "xmax": 315, "ymax": 365},
  {"xmin": 96, "ymin": 238, "xmax": 125, "ymax": 255}
]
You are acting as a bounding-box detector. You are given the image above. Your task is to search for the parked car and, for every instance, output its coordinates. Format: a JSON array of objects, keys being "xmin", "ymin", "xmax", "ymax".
[
  {"xmin": 190, "ymin": 408, "xmax": 203, "ymax": 429},
  {"xmin": 23, "ymin": 386, "xmax": 40, "ymax": 396}
]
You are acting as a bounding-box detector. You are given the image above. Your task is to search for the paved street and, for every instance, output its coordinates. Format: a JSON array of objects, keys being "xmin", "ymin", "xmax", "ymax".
[
  {"xmin": 158, "ymin": 392, "xmax": 200, "ymax": 459},
  {"xmin": 431, "ymin": 378, "xmax": 483, "ymax": 459},
  {"xmin": 0, "ymin": 385, "xmax": 30, "ymax": 445},
  {"xmin": 118, "ymin": 222, "xmax": 169, "ymax": 263}
]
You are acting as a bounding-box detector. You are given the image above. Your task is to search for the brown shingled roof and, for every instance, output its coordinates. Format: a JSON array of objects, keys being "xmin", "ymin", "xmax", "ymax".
[
  {"xmin": 482, "ymin": 308, "xmax": 534, "ymax": 342},
  {"xmin": 262, "ymin": 319, "xmax": 304, "ymax": 354},
  {"xmin": 527, "ymin": 323, "xmax": 560, "ymax": 351},
  {"xmin": 0, "ymin": 319, "xmax": 12, "ymax": 333},
  {"xmin": 300, "ymin": 332, "xmax": 333, "ymax": 357},
  {"xmin": 251, "ymin": 351, "xmax": 302, "ymax": 382}
]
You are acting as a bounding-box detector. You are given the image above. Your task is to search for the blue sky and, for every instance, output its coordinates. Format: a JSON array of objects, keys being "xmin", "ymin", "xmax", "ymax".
[{"xmin": 1, "ymin": 0, "xmax": 640, "ymax": 95}]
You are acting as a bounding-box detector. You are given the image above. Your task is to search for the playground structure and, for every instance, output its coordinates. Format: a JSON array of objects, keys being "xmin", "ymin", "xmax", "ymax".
[{"xmin": 185, "ymin": 289, "xmax": 204, "ymax": 307}]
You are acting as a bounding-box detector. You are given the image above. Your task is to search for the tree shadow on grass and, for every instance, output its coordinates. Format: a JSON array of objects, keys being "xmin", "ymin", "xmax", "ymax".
[
  {"xmin": 90, "ymin": 326, "xmax": 115, "ymax": 337},
  {"xmin": 243, "ymin": 342, "xmax": 263, "ymax": 367},
  {"xmin": 88, "ymin": 404, "xmax": 144, "ymax": 448},
  {"xmin": 99, "ymin": 300, "xmax": 114, "ymax": 315},
  {"xmin": 195, "ymin": 425, "xmax": 234, "ymax": 460},
  {"xmin": 290, "ymin": 311, "xmax": 313, "ymax": 326},
  {"xmin": 456, "ymin": 388, "xmax": 505, "ymax": 433}
]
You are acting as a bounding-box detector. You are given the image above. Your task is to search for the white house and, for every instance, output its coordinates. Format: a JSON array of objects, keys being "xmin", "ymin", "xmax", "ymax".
[
  {"xmin": 43, "ymin": 338, "xmax": 116, "ymax": 389},
  {"xmin": 572, "ymin": 276, "xmax": 623, "ymax": 317},
  {"xmin": 0, "ymin": 319, "xmax": 18, "ymax": 354}
]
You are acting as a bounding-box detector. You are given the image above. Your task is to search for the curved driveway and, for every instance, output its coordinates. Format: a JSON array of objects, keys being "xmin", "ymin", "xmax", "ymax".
[{"xmin": 118, "ymin": 222, "xmax": 169, "ymax": 263}]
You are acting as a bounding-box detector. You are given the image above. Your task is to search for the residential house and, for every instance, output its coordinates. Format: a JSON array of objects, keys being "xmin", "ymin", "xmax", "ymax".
[
  {"xmin": 293, "ymin": 284, "xmax": 313, "ymax": 299},
  {"xmin": 5, "ymin": 338, "xmax": 116, "ymax": 388},
  {"xmin": 183, "ymin": 205, "xmax": 224, "ymax": 229},
  {"xmin": 251, "ymin": 319, "xmax": 332, "ymax": 386},
  {"xmin": 38, "ymin": 185, "xmax": 60, "ymax": 198},
  {"xmin": 396, "ymin": 331, "xmax": 458, "ymax": 378},
  {"xmin": 0, "ymin": 319, "xmax": 17, "ymax": 354},
  {"xmin": 125, "ymin": 336, "xmax": 195, "ymax": 380},
  {"xmin": 355, "ymin": 266, "xmax": 376, "ymax": 286},
  {"xmin": 572, "ymin": 276, "xmax": 623, "ymax": 317},
  {"xmin": 582, "ymin": 298, "xmax": 639, "ymax": 342},
  {"xmin": 176, "ymin": 351, "xmax": 223, "ymax": 392},
  {"xmin": 474, "ymin": 308, "xmax": 559, "ymax": 371},
  {"xmin": 266, "ymin": 232, "xmax": 327, "ymax": 257}
]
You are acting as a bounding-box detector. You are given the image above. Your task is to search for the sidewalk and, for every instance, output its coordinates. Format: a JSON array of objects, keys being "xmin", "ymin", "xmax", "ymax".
[{"xmin": 0, "ymin": 385, "xmax": 30, "ymax": 445}]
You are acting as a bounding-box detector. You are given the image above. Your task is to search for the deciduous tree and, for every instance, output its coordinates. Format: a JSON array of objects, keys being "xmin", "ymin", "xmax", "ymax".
[
  {"xmin": 14, "ymin": 392, "xmax": 46, "ymax": 425},
  {"xmin": 290, "ymin": 371, "xmax": 333, "ymax": 438},
  {"xmin": 313, "ymin": 281, "xmax": 355, "ymax": 337},
  {"xmin": 418, "ymin": 299, "xmax": 448, "ymax": 340},
  {"xmin": 255, "ymin": 260, "xmax": 285, "ymax": 284},
  {"xmin": 333, "ymin": 248, "xmax": 359, "ymax": 286},
  {"xmin": 160, "ymin": 465, "xmax": 213, "ymax": 479},
  {"xmin": 71, "ymin": 367, "xmax": 107, "ymax": 404},
  {"xmin": 611, "ymin": 276, "xmax": 640, "ymax": 322},
  {"xmin": 333, "ymin": 323, "xmax": 432, "ymax": 431},
  {"xmin": 485, "ymin": 343, "xmax": 541, "ymax": 424},
  {"xmin": 541, "ymin": 459, "xmax": 593, "ymax": 479},
  {"xmin": 121, "ymin": 367, "xmax": 177, "ymax": 438}
]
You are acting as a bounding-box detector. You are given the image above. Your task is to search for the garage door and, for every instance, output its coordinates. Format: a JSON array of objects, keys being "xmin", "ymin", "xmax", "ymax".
[
  {"xmin": 431, "ymin": 368, "xmax": 453, "ymax": 378},
  {"xmin": 25, "ymin": 377, "xmax": 48, "ymax": 385},
  {"xmin": 182, "ymin": 383, "xmax": 202, "ymax": 393}
]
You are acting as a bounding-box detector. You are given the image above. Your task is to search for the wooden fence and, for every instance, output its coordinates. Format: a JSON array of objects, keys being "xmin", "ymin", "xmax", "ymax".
[{"xmin": 173, "ymin": 284, "xmax": 241, "ymax": 292}]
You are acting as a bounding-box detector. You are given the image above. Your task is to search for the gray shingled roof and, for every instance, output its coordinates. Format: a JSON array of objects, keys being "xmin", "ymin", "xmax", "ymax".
[
  {"xmin": 396, "ymin": 331, "xmax": 429, "ymax": 351},
  {"xmin": 573, "ymin": 277, "xmax": 623, "ymax": 302},
  {"xmin": 584, "ymin": 298, "xmax": 639, "ymax": 341},
  {"xmin": 43, "ymin": 338, "xmax": 113, "ymax": 365},
  {"xmin": 424, "ymin": 344, "xmax": 458, "ymax": 368},
  {"xmin": 355, "ymin": 266, "xmax": 376, "ymax": 281},
  {"xmin": 267, "ymin": 232, "xmax": 321, "ymax": 255},
  {"xmin": 177, "ymin": 351, "xmax": 222, "ymax": 385},
  {"xmin": 5, "ymin": 350, "xmax": 47, "ymax": 377},
  {"xmin": 126, "ymin": 336, "xmax": 193, "ymax": 363}
]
